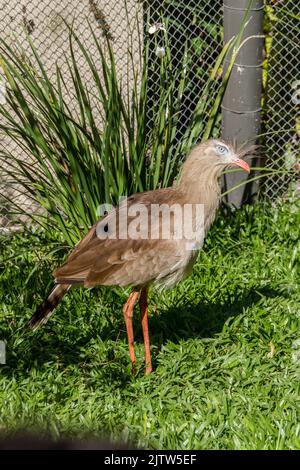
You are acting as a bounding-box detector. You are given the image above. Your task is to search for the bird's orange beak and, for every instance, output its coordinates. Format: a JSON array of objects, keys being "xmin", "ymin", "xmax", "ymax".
[{"xmin": 232, "ymin": 158, "xmax": 250, "ymax": 173}]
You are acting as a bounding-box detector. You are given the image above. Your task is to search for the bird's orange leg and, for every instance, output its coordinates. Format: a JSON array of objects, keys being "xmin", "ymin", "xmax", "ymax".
[
  {"xmin": 139, "ymin": 287, "xmax": 153, "ymax": 375},
  {"xmin": 123, "ymin": 290, "xmax": 139, "ymax": 373}
]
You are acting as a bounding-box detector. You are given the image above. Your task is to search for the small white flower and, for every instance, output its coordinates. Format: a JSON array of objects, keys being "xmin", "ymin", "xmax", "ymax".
[
  {"xmin": 291, "ymin": 80, "xmax": 300, "ymax": 105},
  {"xmin": 148, "ymin": 25, "xmax": 157, "ymax": 35},
  {"xmin": 148, "ymin": 23, "xmax": 166, "ymax": 35},
  {"xmin": 291, "ymin": 80, "xmax": 300, "ymax": 90},
  {"xmin": 291, "ymin": 89, "xmax": 300, "ymax": 106},
  {"xmin": 156, "ymin": 46, "xmax": 166, "ymax": 59}
]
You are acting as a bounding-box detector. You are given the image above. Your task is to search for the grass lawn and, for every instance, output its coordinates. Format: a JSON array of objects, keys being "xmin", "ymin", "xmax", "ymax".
[{"xmin": 0, "ymin": 201, "xmax": 299, "ymax": 449}]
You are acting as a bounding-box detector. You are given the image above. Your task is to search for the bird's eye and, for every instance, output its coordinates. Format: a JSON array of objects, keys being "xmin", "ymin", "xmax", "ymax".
[{"xmin": 215, "ymin": 144, "xmax": 228, "ymax": 155}]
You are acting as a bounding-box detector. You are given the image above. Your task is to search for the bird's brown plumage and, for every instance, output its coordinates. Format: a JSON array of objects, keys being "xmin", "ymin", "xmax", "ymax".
[
  {"xmin": 28, "ymin": 139, "xmax": 251, "ymax": 371},
  {"xmin": 54, "ymin": 188, "xmax": 206, "ymax": 288},
  {"xmin": 53, "ymin": 140, "xmax": 232, "ymax": 288}
]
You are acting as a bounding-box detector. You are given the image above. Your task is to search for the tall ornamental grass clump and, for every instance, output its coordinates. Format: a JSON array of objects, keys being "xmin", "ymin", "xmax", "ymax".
[{"xmin": 0, "ymin": 13, "xmax": 246, "ymax": 246}]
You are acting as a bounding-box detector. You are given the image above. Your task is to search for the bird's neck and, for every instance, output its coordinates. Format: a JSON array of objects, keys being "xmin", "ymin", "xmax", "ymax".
[
  {"xmin": 177, "ymin": 162, "xmax": 221, "ymax": 204},
  {"xmin": 175, "ymin": 163, "xmax": 222, "ymax": 234}
]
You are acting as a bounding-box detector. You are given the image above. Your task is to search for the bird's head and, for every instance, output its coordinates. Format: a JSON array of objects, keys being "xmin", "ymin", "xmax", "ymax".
[
  {"xmin": 192, "ymin": 138, "xmax": 250, "ymax": 173},
  {"xmin": 180, "ymin": 138, "xmax": 251, "ymax": 187}
]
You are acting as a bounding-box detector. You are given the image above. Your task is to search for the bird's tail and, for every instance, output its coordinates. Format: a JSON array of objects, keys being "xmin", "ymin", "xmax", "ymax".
[{"xmin": 27, "ymin": 283, "xmax": 71, "ymax": 330}]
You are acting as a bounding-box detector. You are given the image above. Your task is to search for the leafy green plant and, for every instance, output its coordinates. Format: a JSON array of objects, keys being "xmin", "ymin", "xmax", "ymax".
[{"xmin": 0, "ymin": 10, "xmax": 247, "ymax": 245}]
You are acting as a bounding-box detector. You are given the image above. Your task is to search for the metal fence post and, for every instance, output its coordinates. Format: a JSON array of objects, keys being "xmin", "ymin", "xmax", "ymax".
[{"xmin": 222, "ymin": 0, "xmax": 264, "ymax": 207}]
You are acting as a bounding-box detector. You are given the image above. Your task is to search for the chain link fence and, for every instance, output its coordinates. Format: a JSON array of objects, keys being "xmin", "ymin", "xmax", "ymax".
[
  {"xmin": 262, "ymin": 0, "xmax": 300, "ymax": 200},
  {"xmin": 146, "ymin": 0, "xmax": 223, "ymax": 143},
  {"xmin": 0, "ymin": 0, "xmax": 144, "ymax": 229},
  {"xmin": 0, "ymin": 1, "xmax": 299, "ymax": 230}
]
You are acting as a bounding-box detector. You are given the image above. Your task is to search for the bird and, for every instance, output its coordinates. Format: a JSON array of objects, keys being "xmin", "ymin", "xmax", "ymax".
[{"xmin": 27, "ymin": 139, "xmax": 250, "ymax": 374}]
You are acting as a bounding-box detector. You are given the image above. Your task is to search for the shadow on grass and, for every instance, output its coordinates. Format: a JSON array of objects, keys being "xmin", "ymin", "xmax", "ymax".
[
  {"xmin": 2, "ymin": 285, "xmax": 284, "ymax": 382},
  {"xmin": 146, "ymin": 285, "xmax": 284, "ymax": 371},
  {"xmin": 149, "ymin": 286, "xmax": 282, "ymax": 341}
]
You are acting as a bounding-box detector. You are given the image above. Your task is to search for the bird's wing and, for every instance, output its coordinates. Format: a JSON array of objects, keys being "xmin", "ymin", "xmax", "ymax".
[{"xmin": 54, "ymin": 188, "xmax": 190, "ymax": 287}]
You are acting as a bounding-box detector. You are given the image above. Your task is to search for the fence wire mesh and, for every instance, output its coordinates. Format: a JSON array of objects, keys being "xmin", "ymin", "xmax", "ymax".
[
  {"xmin": 0, "ymin": 1, "xmax": 299, "ymax": 230},
  {"xmin": 262, "ymin": 0, "xmax": 300, "ymax": 200},
  {"xmin": 146, "ymin": 0, "xmax": 223, "ymax": 143}
]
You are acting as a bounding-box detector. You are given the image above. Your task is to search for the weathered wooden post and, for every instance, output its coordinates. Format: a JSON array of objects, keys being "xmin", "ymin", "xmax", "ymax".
[{"xmin": 222, "ymin": 0, "xmax": 264, "ymax": 207}]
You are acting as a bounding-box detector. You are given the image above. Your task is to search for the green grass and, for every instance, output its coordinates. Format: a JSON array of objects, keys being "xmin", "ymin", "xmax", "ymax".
[{"xmin": 0, "ymin": 201, "xmax": 299, "ymax": 449}]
